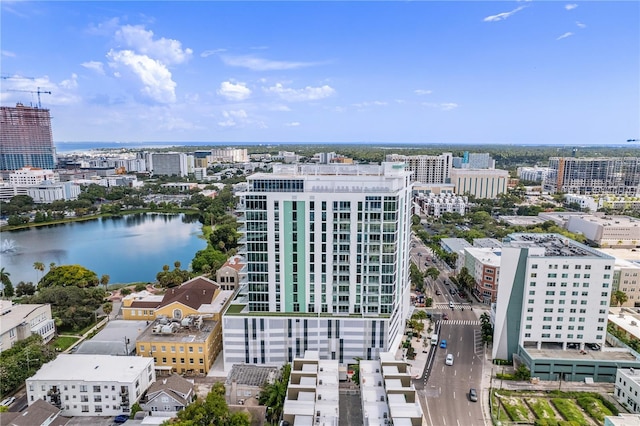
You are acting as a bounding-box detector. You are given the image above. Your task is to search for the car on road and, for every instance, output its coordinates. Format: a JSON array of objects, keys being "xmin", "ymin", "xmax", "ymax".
[
  {"xmin": 469, "ymin": 388, "xmax": 478, "ymax": 402},
  {"xmin": 444, "ymin": 280, "xmax": 449, "ymax": 286},
  {"xmin": 449, "ymin": 301, "xmax": 454, "ymax": 309},
  {"xmin": 435, "ymin": 289, "xmax": 441, "ymax": 296},
  {"xmin": 440, "ymin": 339, "xmax": 447, "ymax": 348},
  {"xmin": 1, "ymin": 396, "xmax": 15, "ymax": 407},
  {"xmin": 114, "ymin": 414, "xmax": 129, "ymax": 424},
  {"xmin": 445, "ymin": 354, "xmax": 454, "ymax": 366}
]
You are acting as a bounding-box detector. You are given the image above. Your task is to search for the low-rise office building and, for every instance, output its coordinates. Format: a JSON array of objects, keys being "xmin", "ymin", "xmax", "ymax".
[
  {"xmin": 449, "ymin": 168, "xmax": 508, "ymax": 199},
  {"xmin": 565, "ymin": 215, "xmax": 640, "ymax": 248},
  {"xmin": 26, "ymin": 354, "xmax": 155, "ymax": 417},
  {"xmin": 464, "ymin": 247, "xmax": 502, "ymax": 304}
]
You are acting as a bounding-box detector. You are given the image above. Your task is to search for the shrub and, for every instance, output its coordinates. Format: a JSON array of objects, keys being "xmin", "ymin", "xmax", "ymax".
[
  {"xmin": 551, "ymin": 399, "xmax": 589, "ymax": 426},
  {"xmin": 575, "ymin": 396, "xmax": 612, "ymax": 422}
]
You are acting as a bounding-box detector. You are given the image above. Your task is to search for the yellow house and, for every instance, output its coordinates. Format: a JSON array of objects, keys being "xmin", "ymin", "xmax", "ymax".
[
  {"xmin": 134, "ymin": 277, "xmax": 234, "ymax": 375},
  {"xmin": 121, "ymin": 290, "xmax": 164, "ymax": 321}
]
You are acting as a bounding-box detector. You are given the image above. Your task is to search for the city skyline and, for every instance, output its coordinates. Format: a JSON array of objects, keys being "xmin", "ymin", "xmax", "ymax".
[{"xmin": 1, "ymin": 1, "xmax": 638, "ymax": 145}]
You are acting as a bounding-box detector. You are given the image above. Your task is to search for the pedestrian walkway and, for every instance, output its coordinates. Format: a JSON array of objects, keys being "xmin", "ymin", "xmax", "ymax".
[
  {"xmin": 433, "ymin": 302, "xmax": 472, "ymax": 310},
  {"xmin": 438, "ymin": 319, "xmax": 481, "ymax": 326}
]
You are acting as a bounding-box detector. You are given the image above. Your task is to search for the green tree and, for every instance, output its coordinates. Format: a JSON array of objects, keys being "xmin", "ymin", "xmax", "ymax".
[
  {"xmin": 259, "ymin": 364, "xmax": 290, "ymax": 424},
  {"xmin": 210, "ymin": 224, "xmax": 239, "ymax": 253},
  {"xmin": 102, "ymin": 302, "xmax": 113, "ymax": 320},
  {"xmin": 170, "ymin": 382, "xmax": 250, "ymax": 426},
  {"xmin": 15, "ymin": 281, "xmax": 36, "ymax": 297},
  {"xmin": 39, "ymin": 265, "xmax": 99, "ymax": 289},
  {"xmin": 0, "ymin": 267, "xmax": 13, "ymax": 297},
  {"xmin": 33, "ymin": 261, "xmax": 45, "ymax": 283},
  {"xmin": 100, "ymin": 274, "xmax": 110, "ymax": 292},
  {"xmin": 611, "ymin": 290, "xmax": 629, "ymax": 307},
  {"xmin": 425, "ymin": 267, "xmax": 439, "ymax": 283},
  {"xmin": 514, "ymin": 364, "xmax": 531, "ymax": 381}
]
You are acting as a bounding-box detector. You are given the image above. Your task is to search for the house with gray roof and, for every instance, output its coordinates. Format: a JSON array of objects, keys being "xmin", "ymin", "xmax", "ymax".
[
  {"xmin": 139, "ymin": 374, "xmax": 195, "ymax": 417},
  {"xmin": 225, "ymin": 364, "xmax": 279, "ymax": 405}
]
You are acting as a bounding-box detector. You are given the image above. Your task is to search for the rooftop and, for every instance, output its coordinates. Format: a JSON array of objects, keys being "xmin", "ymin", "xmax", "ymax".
[
  {"xmin": 75, "ymin": 320, "xmax": 148, "ymax": 356},
  {"xmin": 158, "ymin": 276, "xmax": 220, "ymax": 311},
  {"xmin": 522, "ymin": 347, "xmax": 637, "ymax": 362},
  {"xmin": 498, "ymin": 215, "xmax": 546, "ymax": 226},
  {"xmin": 137, "ymin": 317, "xmax": 217, "ymax": 344},
  {"xmin": 505, "ymin": 233, "xmax": 613, "ymax": 258},
  {"xmin": 27, "ymin": 354, "xmax": 153, "ymax": 382},
  {"xmin": 609, "ymin": 308, "xmax": 640, "ymax": 339},
  {"xmin": 464, "ymin": 247, "xmax": 502, "ymax": 267},
  {"xmin": 226, "ymin": 364, "xmax": 280, "ymax": 387},
  {"xmin": 570, "ymin": 215, "xmax": 640, "ymax": 227},
  {"xmin": 597, "ymin": 248, "xmax": 640, "ymax": 262}
]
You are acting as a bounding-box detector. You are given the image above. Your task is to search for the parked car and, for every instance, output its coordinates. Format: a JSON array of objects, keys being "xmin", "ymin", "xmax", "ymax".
[
  {"xmin": 445, "ymin": 354, "xmax": 454, "ymax": 366},
  {"xmin": 435, "ymin": 289, "xmax": 441, "ymax": 296},
  {"xmin": 587, "ymin": 343, "xmax": 601, "ymax": 351},
  {"xmin": 567, "ymin": 342, "xmax": 579, "ymax": 349},
  {"xmin": 1, "ymin": 396, "xmax": 15, "ymax": 407},
  {"xmin": 114, "ymin": 414, "xmax": 129, "ymax": 424},
  {"xmin": 440, "ymin": 339, "xmax": 447, "ymax": 349},
  {"xmin": 469, "ymin": 388, "xmax": 478, "ymax": 402}
]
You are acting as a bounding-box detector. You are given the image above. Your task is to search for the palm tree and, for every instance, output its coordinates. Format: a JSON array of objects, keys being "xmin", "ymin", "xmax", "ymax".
[
  {"xmin": 0, "ymin": 268, "xmax": 12, "ymax": 298},
  {"xmin": 102, "ymin": 302, "xmax": 113, "ymax": 320},
  {"xmin": 612, "ymin": 290, "xmax": 629, "ymax": 307},
  {"xmin": 33, "ymin": 262, "xmax": 45, "ymax": 283},
  {"xmin": 100, "ymin": 274, "xmax": 110, "ymax": 292},
  {"xmin": 174, "ymin": 261, "xmax": 181, "ymax": 270},
  {"xmin": 49, "ymin": 262, "xmax": 56, "ymax": 271}
]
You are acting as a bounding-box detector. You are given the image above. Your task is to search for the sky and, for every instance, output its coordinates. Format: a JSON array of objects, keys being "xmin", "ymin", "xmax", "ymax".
[{"xmin": 1, "ymin": 1, "xmax": 639, "ymax": 145}]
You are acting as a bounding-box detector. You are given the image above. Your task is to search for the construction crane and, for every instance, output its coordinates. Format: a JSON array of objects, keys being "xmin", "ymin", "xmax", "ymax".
[{"xmin": 5, "ymin": 87, "xmax": 52, "ymax": 109}]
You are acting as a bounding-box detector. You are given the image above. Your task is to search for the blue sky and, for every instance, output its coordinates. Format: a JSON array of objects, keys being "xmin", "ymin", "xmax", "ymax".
[{"xmin": 1, "ymin": 1, "xmax": 638, "ymax": 145}]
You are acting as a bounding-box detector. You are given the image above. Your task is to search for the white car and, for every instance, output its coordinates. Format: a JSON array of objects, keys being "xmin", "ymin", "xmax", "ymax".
[
  {"xmin": 1, "ymin": 396, "xmax": 15, "ymax": 407},
  {"xmin": 445, "ymin": 354, "xmax": 454, "ymax": 366}
]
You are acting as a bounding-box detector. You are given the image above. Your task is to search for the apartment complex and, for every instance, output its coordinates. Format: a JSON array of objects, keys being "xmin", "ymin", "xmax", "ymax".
[
  {"xmin": 464, "ymin": 247, "xmax": 502, "ymax": 304},
  {"xmin": 8, "ymin": 167, "xmax": 57, "ymax": 185},
  {"xmin": 385, "ymin": 153, "xmax": 452, "ymax": 184},
  {"xmin": 0, "ymin": 300, "xmax": 55, "ymax": 353},
  {"xmin": 449, "ymin": 168, "xmax": 509, "ymax": 199},
  {"xmin": 615, "ymin": 368, "xmax": 640, "ymax": 413},
  {"xmin": 414, "ymin": 192, "xmax": 467, "ymax": 218},
  {"xmin": 360, "ymin": 352, "xmax": 424, "ymax": 426},
  {"xmin": 493, "ymin": 233, "xmax": 614, "ymax": 359},
  {"xmin": 223, "ymin": 163, "xmax": 413, "ymax": 366},
  {"xmin": 211, "ymin": 148, "xmax": 248, "ymax": 163},
  {"xmin": 517, "ymin": 166, "xmax": 550, "ymax": 183},
  {"xmin": 452, "ymin": 152, "xmax": 495, "ymax": 169},
  {"xmin": 26, "ymin": 354, "xmax": 155, "ymax": 417},
  {"xmin": 0, "ymin": 104, "xmax": 56, "ymax": 171},
  {"xmin": 282, "ymin": 351, "xmax": 339, "ymax": 426},
  {"xmin": 610, "ymin": 259, "xmax": 640, "ymax": 307},
  {"xmin": 544, "ymin": 157, "xmax": 640, "ymax": 195}
]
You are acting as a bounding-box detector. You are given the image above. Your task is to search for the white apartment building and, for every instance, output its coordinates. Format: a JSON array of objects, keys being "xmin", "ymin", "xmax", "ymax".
[
  {"xmin": 493, "ymin": 233, "xmax": 615, "ymax": 361},
  {"xmin": 9, "ymin": 167, "xmax": 58, "ymax": 185},
  {"xmin": 26, "ymin": 354, "xmax": 155, "ymax": 417},
  {"xmin": 0, "ymin": 300, "xmax": 55, "ymax": 353},
  {"xmin": 148, "ymin": 152, "xmax": 188, "ymax": 177},
  {"xmin": 282, "ymin": 351, "xmax": 339, "ymax": 426},
  {"xmin": 27, "ymin": 181, "xmax": 81, "ymax": 203},
  {"xmin": 449, "ymin": 168, "xmax": 508, "ymax": 199},
  {"xmin": 564, "ymin": 194, "xmax": 599, "ymax": 212},
  {"xmin": 517, "ymin": 166, "xmax": 550, "ymax": 183},
  {"xmin": 615, "ymin": 368, "xmax": 640, "ymax": 413},
  {"xmin": 385, "ymin": 153, "xmax": 452, "ymax": 184},
  {"xmin": 414, "ymin": 192, "xmax": 467, "ymax": 217},
  {"xmin": 211, "ymin": 148, "xmax": 248, "ymax": 163},
  {"xmin": 223, "ymin": 163, "xmax": 413, "ymax": 367},
  {"xmin": 360, "ymin": 352, "xmax": 424, "ymax": 426},
  {"xmin": 565, "ymin": 215, "xmax": 640, "ymax": 248}
]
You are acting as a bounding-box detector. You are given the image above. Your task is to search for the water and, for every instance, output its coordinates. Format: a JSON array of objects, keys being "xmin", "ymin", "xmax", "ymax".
[{"xmin": 0, "ymin": 213, "xmax": 207, "ymax": 285}]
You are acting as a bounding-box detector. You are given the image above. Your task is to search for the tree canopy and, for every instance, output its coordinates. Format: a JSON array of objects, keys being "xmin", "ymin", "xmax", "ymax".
[
  {"xmin": 39, "ymin": 264, "xmax": 99, "ymax": 289},
  {"xmin": 166, "ymin": 382, "xmax": 250, "ymax": 426}
]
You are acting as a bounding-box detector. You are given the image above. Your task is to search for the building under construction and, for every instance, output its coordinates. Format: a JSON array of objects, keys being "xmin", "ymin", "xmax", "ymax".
[
  {"xmin": 544, "ymin": 156, "xmax": 640, "ymax": 195},
  {"xmin": 0, "ymin": 103, "xmax": 56, "ymax": 171}
]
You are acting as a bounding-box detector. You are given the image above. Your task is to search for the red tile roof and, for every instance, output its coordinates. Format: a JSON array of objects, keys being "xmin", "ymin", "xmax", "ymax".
[{"xmin": 158, "ymin": 276, "xmax": 219, "ymax": 310}]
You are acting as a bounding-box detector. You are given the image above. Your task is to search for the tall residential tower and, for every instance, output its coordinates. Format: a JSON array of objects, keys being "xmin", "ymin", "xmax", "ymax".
[
  {"xmin": 223, "ymin": 163, "xmax": 414, "ymax": 367},
  {"xmin": 0, "ymin": 104, "xmax": 56, "ymax": 171}
]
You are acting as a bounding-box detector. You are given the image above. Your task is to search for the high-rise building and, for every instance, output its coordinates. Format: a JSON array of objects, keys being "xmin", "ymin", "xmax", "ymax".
[
  {"xmin": 449, "ymin": 168, "xmax": 509, "ymax": 199},
  {"xmin": 544, "ymin": 157, "xmax": 640, "ymax": 195},
  {"xmin": 148, "ymin": 152, "xmax": 188, "ymax": 177},
  {"xmin": 0, "ymin": 104, "xmax": 56, "ymax": 171},
  {"xmin": 493, "ymin": 233, "xmax": 614, "ymax": 362},
  {"xmin": 223, "ymin": 163, "xmax": 414, "ymax": 366},
  {"xmin": 385, "ymin": 153, "xmax": 452, "ymax": 184}
]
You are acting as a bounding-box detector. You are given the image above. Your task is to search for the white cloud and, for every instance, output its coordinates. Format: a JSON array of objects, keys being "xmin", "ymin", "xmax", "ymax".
[
  {"xmin": 576, "ymin": 21, "xmax": 587, "ymax": 28},
  {"xmin": 353, "ymin": 101, "xmax": 388, "ymax": 108},
  {"xmin": 217, "ymin": 109, "xmax": 249, "ymax": 128},
  {"xmin": 269, "ymin": 104, "xmax": 292, "ymax": 112},
  {"xmin": 60, "ymin": 73, "xmax": 78, "ymax": 90},
  {"xmin": 107, "ymin": 49, "xmax": 177, "ymax": 103},
  {"xmin": 217, "ymin": 81, "xmax": 252, "ymax": 101},
  {"xmin": 414, "ymin": 89, "xmax": 432, "ymax": 95},
  {"xmin": 81, "ymin": 61, "xmax": 105, "ymax": 74},
  {"xmin": 556, "ymin": 32, "xmax": 574, "ymax": 40},
  {"xmin": 1, "ymin": 50, "xmax": 16, "ymax": 57},
  {"xmin": 200, "ymin": 48, "xmax": 226, "ymax": 58},
  {"xmin": 422, "ymin": 102, "xmax": 459, "ymax": 111},
  {"xmin": 483, "ymin": 5, "xmax": 527, "ymax": 22},
  {"xmin": 285, "ymin": 122, "xmax": 300, "ymax": 127},
  {"xmin": 115, "ymin": 24, "xmax": 192, "ymax": 64},
  {"xmin": 222, "ymin": 55, "xmax": 321, "ymax": 71},
  {"xmin": 565, "ymin": 4, "xmax": 578, "ymax": 10},
  {"xmin": 265, "ymin": 83, "xmax": 335, "ymax": 102}
]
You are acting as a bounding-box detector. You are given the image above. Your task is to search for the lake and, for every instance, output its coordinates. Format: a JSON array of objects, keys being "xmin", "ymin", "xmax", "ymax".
[{"xmin": 0, "ymin": 213, "xmax": 207, "ymax": 285}]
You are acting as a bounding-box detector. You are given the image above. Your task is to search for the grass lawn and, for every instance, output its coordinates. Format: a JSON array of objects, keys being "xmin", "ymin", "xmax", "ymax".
[
  {"xmin": 500, "ymin": 397, "xmax": 532, "ymax": 422},
  {"xmin": 49, "ymin": 335, "xmax": 80, "ymax": 351},
  {"xmin": 551, "ymin": 398, "xmax": 590, "ymax": 426},
  {"xmin": 576, "ymin": 396, "xmax": 613, "ymax": 423},
  {"xmin": 526, "ymin": 397, "xmax": 557, "ymax": 421}
]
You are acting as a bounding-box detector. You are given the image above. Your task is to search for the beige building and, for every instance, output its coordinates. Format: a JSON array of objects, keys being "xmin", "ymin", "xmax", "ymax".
[
  {"xmin": 610, "ymin": 259, "xmax": 640, "ymax": 307},
  {"xmin": 566, "ymin": 215, "xmax": 640, "ymax": 248},
  {"xmin": 0, "ymin": 300, "xmax": 55, "ymax": 353},
  {"xmin": 449, "ymin": 168, "xmax": 508, "ymax": 199},
  {"xmin": 216, "ymin": 255, "xmax": 244, "ymax": 292},
  {"xmin": 225, "ymin": 364, "xmax": 279, "ymax": 405}
]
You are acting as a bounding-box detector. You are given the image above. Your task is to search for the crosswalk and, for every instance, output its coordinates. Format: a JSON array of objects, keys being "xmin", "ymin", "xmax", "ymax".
[
  {"xmin": 437, "ymin": 319, "xmax": 481, "ymax": 326},
  {"xmin": 434, "ymin": 302, "xmax": 472, "ymax": 310}
]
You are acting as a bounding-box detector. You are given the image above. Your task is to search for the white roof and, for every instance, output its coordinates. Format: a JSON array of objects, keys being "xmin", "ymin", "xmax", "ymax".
[{"xmin": 28, "ymin": 354, "xmax": 153, "ymax": 383}]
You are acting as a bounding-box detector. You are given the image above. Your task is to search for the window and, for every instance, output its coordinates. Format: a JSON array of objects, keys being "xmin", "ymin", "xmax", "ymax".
[
  {"xmin": 81, "ymin": 405, "xmax": 89, "ymax": 413},
  {"xmin": 93, "ymin": 386, "xmax": 101, "ymax": 393}
]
